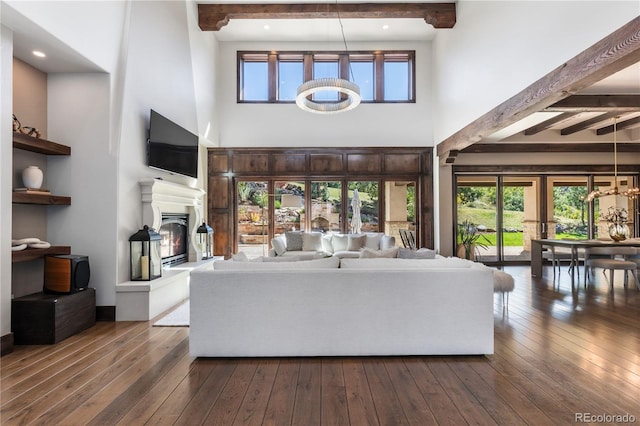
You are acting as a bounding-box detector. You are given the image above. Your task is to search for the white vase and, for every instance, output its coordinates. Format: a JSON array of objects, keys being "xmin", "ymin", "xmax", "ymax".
[{"xmin": 22, "ymin": 166, "xmax": 43, "ymax": 189}]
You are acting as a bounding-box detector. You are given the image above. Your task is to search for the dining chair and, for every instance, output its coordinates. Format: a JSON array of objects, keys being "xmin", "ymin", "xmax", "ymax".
[{"xmin": 584, "ymin": 246, "xmax": 640, "ymax": 291}]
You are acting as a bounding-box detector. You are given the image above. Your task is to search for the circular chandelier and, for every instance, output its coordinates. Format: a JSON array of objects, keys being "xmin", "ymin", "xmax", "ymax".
[{"xmin": 296, "ymin": 78, "xmax": 361, "ymax": 114}]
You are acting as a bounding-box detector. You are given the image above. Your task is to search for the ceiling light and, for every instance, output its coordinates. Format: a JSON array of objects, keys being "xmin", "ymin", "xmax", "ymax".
[
  {"xmin": 585, "ymin": 116, "xmax": 640, "ymax": 202},
  {"xmin": 32, "ymin": 50, "xmax": 46, "ymax": 58},
  {"xmin": 296, "ymin": 0, "xmax": 360, "ymax": 114}
]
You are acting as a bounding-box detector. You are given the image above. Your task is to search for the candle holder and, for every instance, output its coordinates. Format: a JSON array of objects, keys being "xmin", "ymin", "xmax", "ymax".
[
  {"xmin": 129, "ymin": 225, "xmax": 162, "ymax": 281},
  {"xmin": 196, "ymin": 222, "xmax": 214, "ymax": 259}
]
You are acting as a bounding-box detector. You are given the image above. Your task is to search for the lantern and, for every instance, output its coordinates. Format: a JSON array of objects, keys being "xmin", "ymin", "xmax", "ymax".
[
  {"xmin": 129, "ymin": 225, "xmax": 162, "ymax": 281},
  {"xmin": 197, "ymin": 222, "xmax": 214, "ymax": 259}
]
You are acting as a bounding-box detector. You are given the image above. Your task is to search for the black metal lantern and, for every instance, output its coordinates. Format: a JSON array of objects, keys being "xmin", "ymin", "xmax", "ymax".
[
  {"xmin": 129, "ymin": 225, "xmax": 162, "ymax": 281},
  {"xmin": 196, "ymin": 222, "xmax": 214, "ymax": 259}
]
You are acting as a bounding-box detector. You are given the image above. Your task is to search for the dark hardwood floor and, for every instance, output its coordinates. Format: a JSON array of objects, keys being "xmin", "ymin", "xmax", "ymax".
[{"xmin": 2, "ymin": 265, "xmax": 640, "ymax": 425}]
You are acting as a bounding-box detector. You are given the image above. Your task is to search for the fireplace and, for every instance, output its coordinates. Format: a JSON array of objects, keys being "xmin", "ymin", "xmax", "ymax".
[{"xmin": 159, "ymin": 214, "xmax": 189, "ymax": 266}]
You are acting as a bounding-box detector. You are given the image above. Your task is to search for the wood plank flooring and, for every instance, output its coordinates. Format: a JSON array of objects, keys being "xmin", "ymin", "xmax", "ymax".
[{"xmin": 2, "ymin": 266, "xmax": 640, "ymax": 425}]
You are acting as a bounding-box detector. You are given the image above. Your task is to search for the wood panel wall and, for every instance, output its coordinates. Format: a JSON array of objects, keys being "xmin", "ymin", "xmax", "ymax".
[{"xmin": 207, "ymin": 147, "xmax": 434, "ymax": 258}]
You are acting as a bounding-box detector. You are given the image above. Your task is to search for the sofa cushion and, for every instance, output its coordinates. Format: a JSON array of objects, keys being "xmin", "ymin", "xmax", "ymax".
[
  {"xmin": 364, "ymin": 233, "xmax": 383, "ymax": 250},
  {"xmin": 271, "ymin": 235, "xmax": 287, "ymax": 256},
  {"xmin": 332, "ymin": 250, "xmax": 361, "ymax": 259},
  {"xmin": 214, "ymin": 256, "xmax": 339, "ymax": 270},
  {"xmin": 340, "ymin": 257, "xmax": 474, "ymax": 269},
  {"xmin": 398, "ymin": 247, "xmax": 437, "ymax": 259},
  {"xmin": 380, "ymin": 235, "xmax": 396, "ymax": 250},
  {"xmin": 302, "ymin": 232, "xmax": 323, "ymax": 251},
  {"xmin": 359, "ymin": 247, "xmax": 399, "ymax": 258},
  {"xmin": 332, "ymin": 234, "xmax": 349, "ymax": 251},
  {"xmin": 347, "ymin": 235, "xmax": 367, "ymax": 251},
  {"xmin": 285, "ymin": 231, "xmax": 304, "ymax": 251},
  {"xmin": 262, "ymin": 256, "xmax": 302, "ymax": 262},
  {"xmin": 322, "ymin": 234, "xmax": 334, "ymax": 254}
]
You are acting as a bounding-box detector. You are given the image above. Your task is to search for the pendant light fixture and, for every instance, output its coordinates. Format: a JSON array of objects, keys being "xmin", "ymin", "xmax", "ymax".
[
  {"xmin": 296, "ymin": 0, "xmax": 361, "ymax": 114},
  {"xmin": 585, "ymin": 116, "xmax": 640, "ymax": 202}
]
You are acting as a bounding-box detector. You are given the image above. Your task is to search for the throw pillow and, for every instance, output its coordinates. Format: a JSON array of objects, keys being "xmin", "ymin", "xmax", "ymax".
[
  {"xmin": 302, "ymin": 232, "xmax": 323, "ymax": 251},
  {"xmin": 262, "ymin": 256, "xmax": 301, "ymax": 262},
  {"xmin": 331, "ymin": 234, "xmax": 349, "ymax": 251},
  {"xmin": 231, "ymin": 252, "xmax": 249, "ymax": 261},
  {"xmin": 322, "ymin": 234, "xmax": 334, "ymax": 254},
  {"xmin": 359, "ymin": 247, "xmax": 399, "ymax": 258},
  {"xmin": 347, "ymin": 235, "xmax": 367, "ymax": 251},
  {"xmin": 398, "ymin": 247, "xmax": 437, "ymax": 259},
  {"xmin": 285, "ymin": 231, "xmax": 304, "ymax": 251},
  {"xmin": 380, "ymin": 235, "xmax": 396, "ymax": 250},
  {"xmin": 271, "ymin": 235, "xmax": 287, "ymax": 256},
  {"xmin": 364, "ymin": 233, "xmax": 383, "ymax": 250}
]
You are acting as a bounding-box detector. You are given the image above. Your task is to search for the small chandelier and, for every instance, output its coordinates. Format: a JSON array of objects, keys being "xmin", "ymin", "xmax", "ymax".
[
  {"xmin": 296, "ymin": 0, "xmax": 361, "ymax": 114},
  {"xmin": 585, "ymin": 116, "xmax": 640, "ymax": 202}
]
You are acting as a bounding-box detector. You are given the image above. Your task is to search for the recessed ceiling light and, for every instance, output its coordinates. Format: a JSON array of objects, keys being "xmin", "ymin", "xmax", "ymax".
[
  {"xmin": 382, "ymin": 24, "xmax": 389, "ymax": 31},
  {"xmin": 263, "ymin": 24, "xmax": 270, "ymax": 30},
  {"xmin": 32, "ymin": 50, "xmax": 46, "ymax": 58}
]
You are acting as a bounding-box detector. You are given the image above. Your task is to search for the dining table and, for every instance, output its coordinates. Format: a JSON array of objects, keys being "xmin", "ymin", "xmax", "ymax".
[{"xmin": 531, "ymin": 238, "xmax": 640, "ymax": 286}]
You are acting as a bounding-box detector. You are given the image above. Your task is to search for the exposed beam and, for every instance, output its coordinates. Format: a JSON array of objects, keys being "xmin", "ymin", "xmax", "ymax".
[
  {"xmin": 523, "ymin": 112, "xmax": 578, "ymax": 136},
  {"xmin": 460, "ymin": 142, "xmax": 640, "ymax": 154},
  {"xmin": 560, "ymin": 111, "xmax": 621, "ymax": 135},
  {"xmin": 596, "ymin": 115, "xmax": 640, "ymax": 135},
  {"xmin": 546, "ymin": 95, "xmax": 640, "ymax": 111},
  {"xmin": 198, "ymin": 3, "xmax": 456, "ymax": 31},
  {"xmin": 437, "ymin": 16, "xmax": 640, "ymax": 159}
]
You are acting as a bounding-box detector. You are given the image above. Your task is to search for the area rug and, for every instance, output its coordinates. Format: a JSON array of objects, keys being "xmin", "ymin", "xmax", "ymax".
[{"xmin": 153, "ymin": 300, "xmax": 189, "ymax": 327}]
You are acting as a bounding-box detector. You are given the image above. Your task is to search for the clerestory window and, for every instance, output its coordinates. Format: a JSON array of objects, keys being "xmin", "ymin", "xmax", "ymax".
[{"xmin": 238, "ymin": 50, "xmax": 415, "ymax": 103}]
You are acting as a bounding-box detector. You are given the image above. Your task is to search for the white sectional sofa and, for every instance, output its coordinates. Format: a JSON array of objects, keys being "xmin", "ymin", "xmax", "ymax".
[
  {"xmin": 269, "ymin": 231, "xmax": 396, "ymax": 258},
  {"xmin": 189, "ymin": 256, "xmax": 495, "ymax": 357}
]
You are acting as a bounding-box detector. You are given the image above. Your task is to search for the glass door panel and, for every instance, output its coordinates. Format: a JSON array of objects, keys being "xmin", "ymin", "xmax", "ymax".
[
  {"xmin": 384, "ymin": 181, "xmax": 416, "ymax": 247},
  {"xmin": 236, "ymin": 181, "xmax": 269, "ymax": 258},
  {"xmin": 310, "ymin": 181, "xmax": 341, "ymax": 233},
  {"xmin": 274, "ymin": 181, "xmax": 305, "ymax": 235},
  {"xmin": 593, "ymin": 175, "xmax": 636, "ymax": 239},
  {"xmin": 348, "ymin": 181, "xmax": 379, "ymax": 233},
  {"xmin": 456, "ymin": 177, "xmax": 497, "ymax": 262},
  {"xmin": 502, "ymin": 177, "xmax": 540, "ymax": 262},
  {"xmin": 549, "ymin": 177, "xmax": 588, "ymax": 240}
]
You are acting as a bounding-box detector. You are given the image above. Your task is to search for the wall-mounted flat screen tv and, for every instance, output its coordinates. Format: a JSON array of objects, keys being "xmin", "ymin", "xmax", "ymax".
[{"xmin": 147, "ymin": 109, "xmax": 198, "ymax": 179}]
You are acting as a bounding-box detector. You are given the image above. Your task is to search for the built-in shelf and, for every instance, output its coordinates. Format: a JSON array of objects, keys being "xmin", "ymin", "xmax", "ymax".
[
  {"xmin": 11, "ymin": 246, "xmax": 71, "ymax": 263},
  {"xmin": 12, "ymin": 192, "xmax": 71, "ymax": 205},
  {"xmin": 12, "ymin": 132, "xmax": 71, "ymax": 155}
]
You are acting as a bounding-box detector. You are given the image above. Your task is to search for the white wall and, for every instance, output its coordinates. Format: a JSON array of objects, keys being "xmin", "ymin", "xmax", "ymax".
[
  {"xmin": 0, "ymin": 25, "xmax": 14, "ymax": 338},
  {"xmin": 217, "ymin": 41, "xmax": 432, "ymax": 147},
  {"xmin": 432, "ymin": 0, "xmax": 640, "ymax": 145}
]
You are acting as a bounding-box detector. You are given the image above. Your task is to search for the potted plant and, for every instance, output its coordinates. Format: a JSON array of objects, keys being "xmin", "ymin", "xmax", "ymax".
[{"xmin": 457, "ymin": 219, "xmax": 490, "ymax": 260}]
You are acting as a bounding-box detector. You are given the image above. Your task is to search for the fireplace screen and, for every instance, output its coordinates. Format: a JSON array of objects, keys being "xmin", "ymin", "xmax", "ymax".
[{"xmin": 159, "ymin": 214, "xmax": 188, "ymax": 266}]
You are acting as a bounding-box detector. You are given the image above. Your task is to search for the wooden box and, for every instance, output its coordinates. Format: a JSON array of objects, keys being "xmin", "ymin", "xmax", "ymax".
[{"xmin": 12, "ymin": 288, "xmax": 96, "ymax": 344}]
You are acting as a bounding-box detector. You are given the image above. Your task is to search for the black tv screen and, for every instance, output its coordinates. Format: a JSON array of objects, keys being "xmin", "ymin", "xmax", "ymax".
[{"xmin": 147, "ymin": 109, "xmax": 199, "ymax": 179}]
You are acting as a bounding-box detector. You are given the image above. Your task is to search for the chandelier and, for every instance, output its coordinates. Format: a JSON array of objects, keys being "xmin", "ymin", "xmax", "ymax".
[
  {"xmin": 296, "ymin": 0, "xmax": 361, "ymax": 114},
  {"xmin": 585, "ymin": 116, "xmax": 640, "ymax": 202}
]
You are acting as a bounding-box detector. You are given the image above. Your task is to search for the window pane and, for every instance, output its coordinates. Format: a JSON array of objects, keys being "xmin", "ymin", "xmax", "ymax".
[
  {"xmin": 275, "ymin": 181, "xmax": 305, "ymax": 233},
  {"xmin": 350, "ymin": 61, "xmax": 374, "ymax": 101},
  {"xmin": 237, "ymin": 181, "xmax": 268, "ymax": 258},
  {"xmin": 384, "ymin": 61, "xmax": 410, "ymax": 101},
  {"xmin": 313, "ymin": 61, "xmax": 339, "ymax": 101},
  {"xmin": 552, "ymin": 178, "xmax": 588, "ymax": 240},
  {"xmin": 242, "ymin": 61, "xmax": 268, "ymax": 101},
  {"xmin": 310, "ymin": 181, "xmax": 341, "ymax": 233},
  {"xmin": 348, "ymin": 181, "xmax": 379, "ymax": 233},
  {"xmin": 278, "ymin": 61, "xmax": 303, "ymax": 101}
]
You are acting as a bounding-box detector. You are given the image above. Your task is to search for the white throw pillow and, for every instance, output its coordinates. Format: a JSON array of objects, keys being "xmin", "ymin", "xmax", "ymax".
[
  {"xmin": 380, "ymin": 235, "xmax": 396, "ymax": 250},
  {"xmin": 347, "ymin": 235, "xmax": 367, "ymax": 251},
  {"xmin": 364, "ymin": 233, "xmax": 383, "ymax": 250},
  {"xmin": 271, "ymin": 235, "xmax": 287, "ymax": 256},
  {"xmin": 331, "ymin": 234, "xmax": 349, "ymax": 251},
  {"xmin": 398, "ymin": 247, "xmax": 437, "ymax": 259},
  {"xmin": 302, "ymin": 232, "xmax": 323, "ymax": 251},
  {"xmin": 321, "ymin": 234, "xmax": 334, "ymax": 254}
]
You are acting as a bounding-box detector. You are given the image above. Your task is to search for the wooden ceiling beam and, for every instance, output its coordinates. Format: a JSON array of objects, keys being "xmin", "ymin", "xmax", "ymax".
[
  {"xmin": 523, "ymin": 112, "xmax": 578, "ymax": 136},
  {"xmin": 560, "ymin": 111, "xmax": 621, "ymax": 135},
  {"xmin": 596, "ymin": 115, "xmax": 640, "ymax": 135},
  {"xmin": 198, "ymin": 3, "xmax": 456, "ymax": 31},
  {"xmin": 436, "ymin": 15, "xmax": 640, "ymax": 160},
  {"xmin": 546, "ymin": 94, "xmax": 640, "ymax": 111},
  {"xmin": 460, "ymin": 142, "xmax": 638, "ymax": 154}
]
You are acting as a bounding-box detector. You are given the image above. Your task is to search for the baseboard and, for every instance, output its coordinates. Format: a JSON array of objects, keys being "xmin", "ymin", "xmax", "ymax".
[
  {"xmin": 96, "ymin": 306, "xmax": 116, "ymax": 322},
  {"xmin": 1, "ymin": 332, "xmax": 14, "ymax": 356}
]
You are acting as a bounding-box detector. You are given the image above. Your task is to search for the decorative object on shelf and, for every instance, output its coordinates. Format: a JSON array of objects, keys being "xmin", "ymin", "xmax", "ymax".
[
  {"xmin": 12, "ymin": 114, "xmax": 21, "ymax": 131},
  {"xmin": 295, "ymin": 0, "xmax": 361, "ymax": 114},
  {"xmin": 12, "ymin": 237, "xmax": 51, "ymax": 250},
  {"xmin": 457, "ymin": 219, "xmax": 490, "ymax": 260},
  {"xmin": 20, "ymin": 126, "xmax": 41, "ymax": 138},
  {"xmin": 196, "ymin": 222, "xmax": 214, "ymax": 260},
  {"xmin": 129, "ymin": 225, "xmax": 162, "ymax": 281},
  {"xmin": 22, "ymin": 165, "xmax": 44, "ymax": 189},
  {"xmin": 585, "ymin": 116, "xmax": 640, "ymax": 202},
  {"xmin": 602, "ymin": 206, "xmax": 630, "ymax": 242}
]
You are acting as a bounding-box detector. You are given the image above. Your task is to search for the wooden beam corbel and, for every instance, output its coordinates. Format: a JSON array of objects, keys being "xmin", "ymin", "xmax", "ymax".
[{"xmin": 198, "ymin": 3, "xmax": 456, "ymax": 31}]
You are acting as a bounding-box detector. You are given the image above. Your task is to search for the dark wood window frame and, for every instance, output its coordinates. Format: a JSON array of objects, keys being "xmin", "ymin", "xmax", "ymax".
[
  {"xmin": 208, "ymin": 147, "xmax": 433, "ymax": 258},
  {"xmin": 237, "ymin": 50, "xmax": 416, "ymax": 104}
]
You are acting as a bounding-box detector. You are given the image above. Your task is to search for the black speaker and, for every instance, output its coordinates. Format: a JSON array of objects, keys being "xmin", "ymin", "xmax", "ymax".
[{"xmin": 44, "ymin": 255, "xmax": 90, "ymax": 294}]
